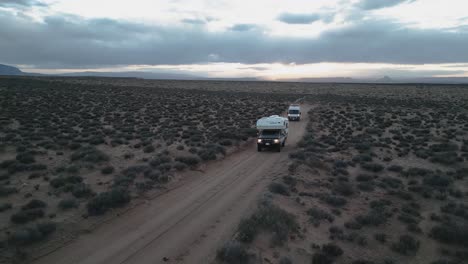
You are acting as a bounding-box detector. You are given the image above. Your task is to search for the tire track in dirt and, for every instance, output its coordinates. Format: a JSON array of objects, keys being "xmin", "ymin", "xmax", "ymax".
[{"xmin": 33, "ymin": 105, "xmax": 311, "ymax": 264}]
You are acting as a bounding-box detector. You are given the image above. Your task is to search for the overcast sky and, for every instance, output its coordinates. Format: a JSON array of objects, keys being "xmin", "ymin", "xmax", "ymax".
[{"xmin": 1, "ymin": 0, "xmax": 468, "ymax": 79}]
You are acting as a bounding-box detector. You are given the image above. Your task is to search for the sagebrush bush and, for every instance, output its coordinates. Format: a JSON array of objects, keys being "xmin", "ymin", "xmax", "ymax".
[
  {"xmin": 8, "ymin": 221, "xmax": 56, "ymax": 245},
  {"xmin": 236, "ymin": 203, "xmax": 298, "ymax": 245},
  {"xmin": 11, "ymin": 208, "xmax": 45, "ymax": 224},
  {"xmin": 216, "ymin": 241, "xmax": 248, "ymax": 264},
  {"xmin": 391, "ymin": 235, "xmax": 420, "ymax": 255},
  {"xmin": 58, "ymin": 198, "xmax": 79, "ymax": 210},
  {"xmin": 101, "ymin": 165, "xmax": 115, "ymax": 175},
  {"xmin": 87, "ymin": 187, "xmax": 130, "ymax": 215},
  {"xmin": 268, "ymin": 182, "xmax": 290, "ymax": 196},
  {"xmin": 175, "ymin": 155, "xmax": 201, "ymax": 166}
]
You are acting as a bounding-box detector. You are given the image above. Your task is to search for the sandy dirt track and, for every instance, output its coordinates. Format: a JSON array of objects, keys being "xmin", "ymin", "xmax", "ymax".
[{"xmin": 33, "ymin": 105, "xmax": 311, "ymax": 264}]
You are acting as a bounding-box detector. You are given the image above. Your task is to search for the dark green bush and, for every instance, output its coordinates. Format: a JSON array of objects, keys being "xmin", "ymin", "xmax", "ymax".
[
  {"xmin": 0, "ymin": 186, "xmax": 17, "ymax": 197},
  {"xmin": 312, "ymin": 253, "xmax": 333, "ymax": 264},
  {"xmin": 71, "ymin": 146, "xmax": 109, "ymax": 163},
  {"xmin": 216, "ymin": 241, "xmax": 248, "ymax": 264},
  {"xmin": 175, "ymin": 155, "xmax": 201, "ymax": 166},
  {"xmin": 0, "ymin": 202, "xmax": 12, "ymax": 212},
  {"xmin": 332, "ymin": 182, "xmax": 354, "ymax": 196},
  {"xmin": 321, "ymin": 194, "xmax": 347, "ymax": 207},
  {"xmin": 101, "ymin": 165, "xmax": 115, "ymax": 174},
  {"xmin": 8, "ymin": 221, "xmax": 56, "ymax": 245},
  {"xmin": 268, "ymin": 182, "xmax": 290, "ymax": 196},
  {"xmin": 143, "ymin": 145, "xmax": 155, "ymax": 153},
  {"xmin": 87, "ymin": 188, "xmax": 130, "ymax": 215},
  {"xmin": 430, "ymin": 223, "xmax": 468, "ymax": 246},
  {"xmin": 307, "ymin": 207, "xmax": 334, "ymax": 226},
  {"xmin": 16, "ymin": 152, "xmax": 35, "ymax": 164},
  {"xmin": 58, "ymin": 198, "xmax": 79, "ymax": 210},
  {"xmin": 11, "ymin": 209, "xmax": 45, "ymax": 224},
  {"xmin": 322, "ymin": 243, "xmax": 343, "ymax": 257},
  {"xmin": 21, "ymin": 199, "xmax": 47, "ymax": 210},
  {"xmin": 236, "ymin": 203, "xmax": 298, "ymax": 245},
  {"xmin": 361, "ymin": 162, "xmax": 384, "ymax": 172},
  {"xmin": 391, "ymin": 235, "xmax": 420, "ymax": 255}
]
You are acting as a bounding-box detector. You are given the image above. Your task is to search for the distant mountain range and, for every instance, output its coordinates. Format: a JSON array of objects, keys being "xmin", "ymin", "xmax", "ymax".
[
  {"xmin": 1, "ymin": 63, "xmax": 468, "ymax": 84},
  {"xmin": 0, "ymin": 64, "xmax": 25, "ymax": 75}
]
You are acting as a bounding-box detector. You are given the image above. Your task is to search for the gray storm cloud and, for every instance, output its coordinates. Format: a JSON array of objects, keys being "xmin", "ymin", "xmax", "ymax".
[
  {"xmin": 0, "ymin": 11, "xmax": 467, "ymax": 68},
  {"xmin": 0, "ymin": 0, "xmax": 45, "ymax": 7},
  {"xmin": 357, "ymin": 0, "xmax": 415, "ymax": 10},
  {"xmin": 277, "ymin": 13, "xmax": 322, "ymax": 24}
]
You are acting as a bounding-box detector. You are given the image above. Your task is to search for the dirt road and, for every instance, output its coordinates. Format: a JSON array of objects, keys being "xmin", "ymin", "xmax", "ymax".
[{"xmin": 34, "ymin": 106, "xmax": 310, "ymax": 264}]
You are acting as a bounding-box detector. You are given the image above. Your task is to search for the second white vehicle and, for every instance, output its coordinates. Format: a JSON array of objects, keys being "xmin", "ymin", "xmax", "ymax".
[{"xmin": 287, "ymin": 104, "xmax": 301, "ymax": 121}]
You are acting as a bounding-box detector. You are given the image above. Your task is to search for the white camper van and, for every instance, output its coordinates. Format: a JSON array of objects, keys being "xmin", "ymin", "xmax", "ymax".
[
  {"xmin": 288, "ymin": 104, "xmax": 301, "ymax": 121},
  {"xmin": 256, "ymin": 115, "xmax": 289, "ymax": 152}
]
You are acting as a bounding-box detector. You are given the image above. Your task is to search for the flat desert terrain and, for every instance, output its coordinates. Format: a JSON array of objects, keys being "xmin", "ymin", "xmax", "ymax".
[{"xmin": 0, "ymin": 77, "xmax": 467, "ymax": 264}]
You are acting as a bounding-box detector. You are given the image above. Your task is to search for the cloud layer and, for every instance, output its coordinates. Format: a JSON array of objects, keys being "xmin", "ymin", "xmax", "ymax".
[{"xmin": 0, "ymin": 0, "xmax": 467, "ymax": 75}]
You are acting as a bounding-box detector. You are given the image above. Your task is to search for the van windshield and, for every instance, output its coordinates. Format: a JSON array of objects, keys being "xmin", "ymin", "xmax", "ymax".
[
  {"xmin": 259, "ymin": 130, "xmax": 280, "ymax": 138},
  {"xmin": 289, "ymin": 110, "xmax": 299, "ymax": 114}
]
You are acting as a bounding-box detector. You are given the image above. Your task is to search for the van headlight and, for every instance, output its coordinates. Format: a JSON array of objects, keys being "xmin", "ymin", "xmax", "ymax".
[
  {"xmin": 274, "ymin": 139, "xmax": 280, "ymax": 143},
  {"xmin": 257, "ymin": 139, "xmax": 262, "ymax": 143}
]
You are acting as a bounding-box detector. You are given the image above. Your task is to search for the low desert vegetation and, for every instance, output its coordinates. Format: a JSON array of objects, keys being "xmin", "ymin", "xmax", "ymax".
[
  {"xmin": 219, "ymin": 85, "xmax": 468, "ymax": 264},
  {"xmin": 0, "ymin": 77, "xmax": 296, "ymax": 261}
]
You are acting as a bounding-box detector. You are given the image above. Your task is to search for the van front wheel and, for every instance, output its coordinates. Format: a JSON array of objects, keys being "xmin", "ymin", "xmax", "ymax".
[{"xmin": 257, "ymin": 146, "xmax": 262, "ymax": 152}]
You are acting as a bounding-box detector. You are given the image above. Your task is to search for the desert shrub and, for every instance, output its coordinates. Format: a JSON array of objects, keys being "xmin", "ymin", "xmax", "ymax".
[
  {"xmin": 173, "ymin": 162, "xmax": 187, "ymax": 171},
  {"xmin": 405, "ymin": 167, "xmax": 432, "ymax": 177},
  {"xmin": 268, "ymin": 182, "xmax": 290, "ymax": 196},
  {"xmin": 175, "ymin": 155, "xmax": 201, "ymax": 166},
  {"xmin": 58, "ymin": 198, "xmax": 79, "ymax": 210},
  {"xmin": 216, "ymin": 241, "xmax": 248, "ymax": 264},
  {"xmin": 143, "ymin": 145, "xmax": 155, "ymax": 153},
  {"xmin": 332, "ymin": 182, "xmax": 354, "ymax": 196},
  {"xmin": 16, "ymin": 152, "xmax": 36, "ymax": 164},
  {"xmin": 352, "ymin": 260, "xmax": 376, "ymax": 264},
  {"xmin": 0, "ymin": 202, "xmax": 13, "ymax": 212},
  {"xmin": 355, "ymin": 208, "xmax": 391, "ymax": 226},
  {"xmin": 430, "ymin": 223, "xmax": 468, "ymax": 246},
  {"xmin": 312, "ymin": 253, "xmax": 333, "ymax": 264},
  {"xmin": 0, "ymin": 186, "xmax": 17, "ymax": 197},
  {"xmin": 321, "ymin": 194, "xmax": 347, "ymax": 207},
  {"xmin": 407, "ymin": 223, "xmax": 422, "ymax": 233},
  {"xmin": 87, "ymin": 187, "xmax": 131, "ymax": 215},
  {"xmin": 11, "ymin": 209, "xmax": 45, "ymax": 224},
  {"xmin": 356, "ymin": 174, "xmax": 374, "ymax": 182},
  {"xmin": 198, "ymin": 149, "xmax": 217, "ymax": 161},
  {"xmin": 430, "ymin": 143, "xmax": 458, "ymax": 152},
  {"xmin": 219, "ymin": 139, "xmax": 233, "ymax": 146},
  {"xmin": 440, "ymin": 202, "xmax": 468, "ymax": 219},
  {"xmin": 353, "ymin": 154, "xmax": 372, "ymax": 163},
  {"xmin": 236, "ymin": 203, "xmax": 298, "ymax": 245},
  {"xmin": 431, "ymin": 260, "xmax": 462, "ymax": 264},
  {"xmin": 423, "ymin": 175, "xmax": 452, "ymax": 188},
  {"xmin": 8, "ymin": 221, "xmax": 56, "ymax": 245},
  {"xmin": 307, "ymin": 207, "xmax": 334, "ymax": 226},
  {"xmin": 430, "ymin": 152, "xmax": 459, "ymax": 165},
  {"xmin": 72, "ymin": 183, "xmax": 94, "ymax": 198},
  {"xmin": 387, "ymin": 165, "xmax": 403, "ymax": 172},
  {"xmin": 50, "ymin": 175, "xmax": 83, "ymax": 188},
  {"xmin": 71, "ymin": 146, "xmax": 109, "ymax": 163},
  {"xmin": 374, "ymin": 233, "xmax": 387, "ymax": 243},
  {"xmin": 21, "ymin": 199, "xmax": 47, "ymax": 210},
  {"xmin": 282, "ymin": 175, "xmax": 297, "ymax": 186},
  {"xmin": 361, "ymin": 162, "xmax": 384, "ymax": 172},
  {"xmin": 322, "ymin": 243, "xmax": 343, "ymax": 257},
  {"xmin": 279, "ymin": 256, "xmax": 292, "ymax": 264},
  {"xmin": 391, "ymin": 235, "xmax": 420, "ymax": 255},
  {"xmin": 101, "ymin": 165, "xmax": 115, "ymax": 175}
]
